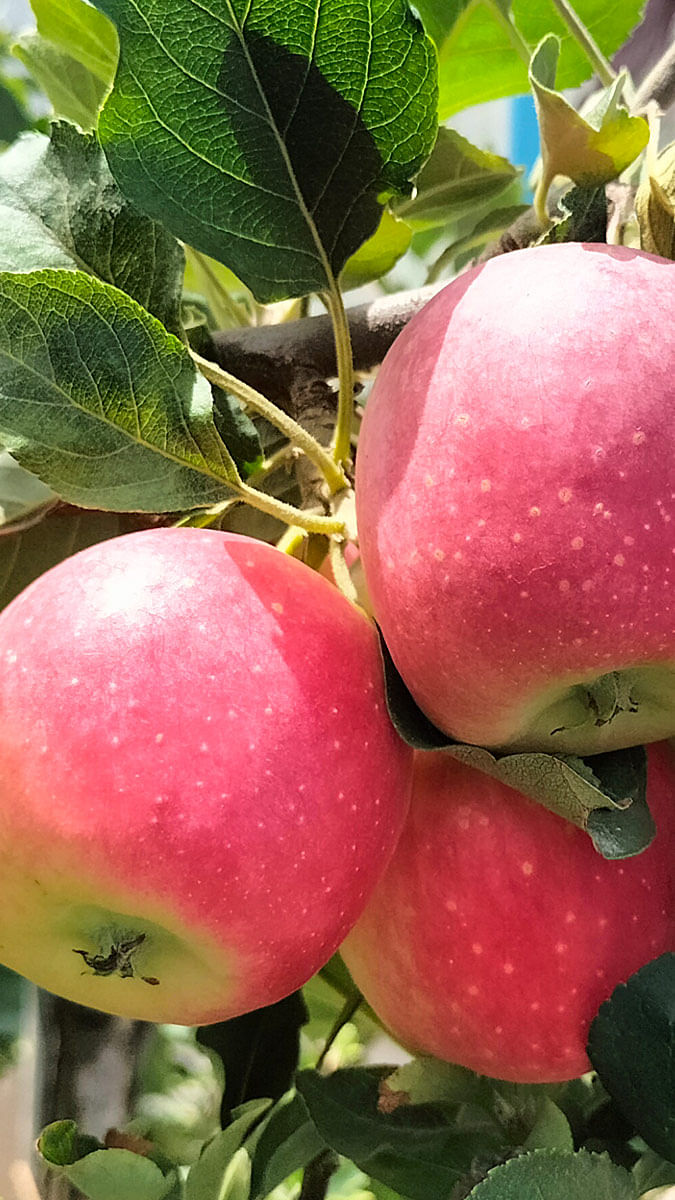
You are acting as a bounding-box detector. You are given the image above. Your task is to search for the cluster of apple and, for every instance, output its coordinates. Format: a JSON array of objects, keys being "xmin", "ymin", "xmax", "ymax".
[
  {"xmin": 345, "ymin": 241, "xmax": 675, "ymax": 1081},
  {"xmin": 0, "ymin": 241, "xmax": 671, "ymax": 1086}
]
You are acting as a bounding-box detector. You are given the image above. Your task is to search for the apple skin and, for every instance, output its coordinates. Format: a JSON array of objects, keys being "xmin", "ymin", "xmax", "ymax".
[
  {"xmin": 341, "ymin": 743, "xmax": 675, "ymax": 1083},
  {"xmin": 0, "ymin": 527, "xmax": 412, "ymax": 1024},
  {"xmin": 355, "ymin": 243, "xmax": 675, "ymax": 755}
]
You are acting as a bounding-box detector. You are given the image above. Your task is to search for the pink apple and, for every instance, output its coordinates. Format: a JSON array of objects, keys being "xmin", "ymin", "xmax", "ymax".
[
  {"xmin": 356, "ymin": 243, "xmax": 675, "ymax": 754},
  {"xmin": 0, "ymin": 528, "xmax": 412, "ymax": 1024},
  {"xmin": 341, "ymin": 743, "xmax": 675, "ymax": 1083}
]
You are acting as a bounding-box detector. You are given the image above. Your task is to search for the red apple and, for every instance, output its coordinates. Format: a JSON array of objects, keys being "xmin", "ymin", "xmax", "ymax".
[
  {"xmin": 341, "ymin": 743, "xmax": 675, "ymax": 1083},
  {"xmin": 0, "ymin": 528, "xmax": 412, "ymax": 1024},
  {"xmin": 355, "ymin": 243, "xmax": 675, "ymax": 755}
]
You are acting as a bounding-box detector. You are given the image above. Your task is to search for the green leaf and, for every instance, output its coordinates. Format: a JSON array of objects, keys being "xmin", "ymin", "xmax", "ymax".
[
  {"xmin": 437, "ymin": 0, "xmax": 645, "ymax": 120},
  {"xmin": 297, "ymin": 1067, "xmax": 503, "ymax": 1199},
  {"xmin": 588, "ymin": 954, "xmax": 675, "ymax": 1163},
  {"xmin": 636, "ymin": 142, "xmax": 675, "ymax": 261},
  {"xmin": 530, "ymin": 37, "xmax": 648, "ymax": 216},
  {"xmin": 0, "ymin": 79, "xmax": 33, "ymax": 144},
  {"xmin": 411, "ymin": 0, "xmax": 469, "ymax": 46},
  {"xmin": 67, "ymin": 1149, "xmax": 179, "ymax": 1200},
  {"xmin": 0, "ymin": 509, "xmax": 132, "ymax": 610},
  {"xmin": 395, "ymin": 128, "xmax": 519, "ymax": 229},
  {"xmin": 465, "ymin": 1148, "xmax": 636, "ymax": 1198},
  {"xmin": 96, "ymin": 0, "xmax": 438, "ymax": 303},
  {"xmin": 0, "ymin": 451, "xmax": 54, "ymax": 525},
  {"xmin": 38, "ymin": 1120, "xmax": 103, "ymax": 1166},
  {"xmin": 27, "ymin": 0, "xmax": 118, "ymax": 81},
  {"xmin": 185, "ymin": 1100, "xmax": 271, "ymax": 1200},
  {"xmin": 632, "ymin": 1150, "xmax": 675, "ymax": 1195},
  {"xmin": 0, "ymin": 123, "xmax": 185, "ymax": 335},
  {"xmin": 0, "ymin": 269, "xmax": 238, "ymax": 512},
  {"xmin": 13, "ymin": 34, "xmax": 109, "ymax": 130},
  {"xmin": 340, "ymin": 210, "xmax": 413, "ymax": 290},
  {"xmin": 522, "ymin": 1098, "xmax": 573, "ymax": 1152},
  {"xmin": 247, "ymin": 1090, "xmax": 325, "ymax": 1199},
  {"xmin": 0, "ymin": 965, "xmax": 28, "ymax": 1075}
]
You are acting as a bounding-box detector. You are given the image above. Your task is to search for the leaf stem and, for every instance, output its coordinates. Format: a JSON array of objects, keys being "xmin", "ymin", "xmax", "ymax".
[
  {"xmin": 323, "ymin": 284, "xmax": 356, "ymax": 469},
  {"xmin": 489, "ymin": 2, "xmax": 533, "ymax": 66},
  {"xmin": 546, "ymin": 0, "xmax": 615, "ymax": 86},
  {"xmin": 237, "ymin": 482, "xmax": 346, "ymax": 535},
  {"xmin": 191, "ymin": 350, "xmax": 348, "ymax": 494}
]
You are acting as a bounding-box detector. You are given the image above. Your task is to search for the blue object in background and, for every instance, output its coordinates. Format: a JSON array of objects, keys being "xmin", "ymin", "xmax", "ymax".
[{"xmin": 510, "ymin": 93, "xmax": 540, "ymax": 193}]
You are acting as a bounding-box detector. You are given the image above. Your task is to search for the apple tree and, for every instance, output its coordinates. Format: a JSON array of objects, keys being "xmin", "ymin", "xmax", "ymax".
[{"xmin": 0, "ymin": 0, "xmax": 672, "ymax": 1197}]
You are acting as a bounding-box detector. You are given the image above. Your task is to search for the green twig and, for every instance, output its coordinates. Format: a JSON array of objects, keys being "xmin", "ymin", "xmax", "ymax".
[{"xmin": 191, "ymin": 350, "xmax": 348, "ymax": 494}]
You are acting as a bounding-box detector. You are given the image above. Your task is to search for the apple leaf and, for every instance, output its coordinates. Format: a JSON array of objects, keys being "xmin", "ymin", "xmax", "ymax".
[
  {"xmin": 464, "ymin": 1148, "xmax": 636, "ymax": 1198},
  {"xmin": 0, "ymin": 269, "xmax": 241, "ymax": 512},
  {"xmin": 297, "ymin": 1066, "xmax": 505, "ymax": 1199},
  {"xmin": 530, "ymin": 36, "xmax": 648, "ymax": 218},
  {"xmin": 588, "ymin": 954, "xmax": 675, "ymax": 1164},
  {"xmin": 0, "ymin": 509, "xmax": 132, "ymax": 611},
  {"xmin": 340, "ymin": 210, "xmax": 413, "ymax": 291},
  {"xmin": 62, "ymin": 1149, "xmax": 180, "ymax": 1200},
  {"xmin": 394, "ymin": 128, "xmax": 520, "ymax": 230},
  {"xmin": 636, "ymin": 142, "xmax": 675, "ymax": 261},
  {"xmin": 12, "ymin": 35, "xmax": 110, "ymax": 131},
  {"xmin": 96, "ymin": 0, "xmax": 437, "ymax": 304},
  {"xmin": 184, "ymin": 1099, "xmax": 271, "ymax": 1200},
  {"xmin": 0, "ymin": 451, "xmax": 54, "ymax": 526},
  {"xmin": 38, "ymin": 1119, "xmax": 103, "ymax": 1166},
  {"xmin": 632, "ymin": 1150, "xmax": 675, "ymax": 1195},
  {"xmin": 24, "ymin": 0, "xmax": 118, "ymax": 83},
  {"xmin": 246, "ymin": 1089, "xmax": 326, "ymax": 1199},
  {"xmin": 0, "ymin": 123, "xmax": 185, "ymax": 336},
  {"xmin": 436, "ymin": 0, "xmax": 645, "ymax": 120},
  {"xmin": 537, "ymin": 183, "xmax": 608, "ymax": 244}
]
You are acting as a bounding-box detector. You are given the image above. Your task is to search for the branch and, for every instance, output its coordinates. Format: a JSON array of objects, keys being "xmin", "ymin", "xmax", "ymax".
[
  {"xmin": 632, "ymin": 37, "xmax": 675, "ymax": 113},
  {"xmin": 35, "ymin": 993, "xmax": 151, "ymax": 1200},
  {"xmin": 211, "ymin": 285, "xmax": 440, "ymax": 410}
]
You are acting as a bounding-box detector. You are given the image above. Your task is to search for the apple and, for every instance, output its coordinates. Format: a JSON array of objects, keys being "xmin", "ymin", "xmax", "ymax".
[
  {"xmin": 355, "ymin": 243, "xmax": 675, "ymax": 755},
  {"xmin": 0, "ymin": 527, "xmax": 412, "ymax": 1024},
  {"xmin": 341, "ymin": 743, "xmax": 675, "ymax": 1083}
]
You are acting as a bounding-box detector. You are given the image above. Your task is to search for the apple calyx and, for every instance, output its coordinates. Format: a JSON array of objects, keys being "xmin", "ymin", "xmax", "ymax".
[
  {"xmin": 555, "ymin": 671, "xmax": 638, "ymax": 735},
  {"xmin": 73, "ymin": 933, "xmax": 159, "ymax": 987}
]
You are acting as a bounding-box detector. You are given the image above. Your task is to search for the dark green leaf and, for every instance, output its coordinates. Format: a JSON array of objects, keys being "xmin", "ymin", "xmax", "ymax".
[
  {"xmin": 0, "ymin": 269, "xmax": 237, "ymax": 512},
  {"xmin": 0, "ymin": 123, "xmax": 185, "ymax": 335},
  {"xmin": 588, "ymin": 954, "xmax": 675, "ymax": 1163},
  {"xmin": 247, "ymin": 1089, "xmax": 325, "ymax": 1198},
  {"xmin": 466, "ymin": 1148, "xmax": 636, "ymax": 1198},
  {"xmin": 0, "ymin": 966, "xmax": 28, "ymax": 1075},
  {"xmin": 38, "ymin": 1119, "xmax": 103, "ymax": 1166},
  {"xmin": 13, "ymin": 35, "xmax": 109, "ymax": 130},
  {"xmin": 0, "ymin": 509, "xmax": 132, "ymax": 611},
  {"xmin": 297, "ymin": 1067, "xmax": 503, "ymax": 1199},
  {"xmin": 0, "ymin": 79, "xmax": 33, "ymax": 143},
  {"xmin": 212, "ymin": 391, "xmax": 263, "ymax": 477},
  {"xmin": 395, "ymin": 128, "xmax": 519, "ymax": 229},
  {"xmin": 538, "ymin": 184, "xmax": 607, "ymax": 245},
  {"xmin": 198, "ymin": 991, "xmax": 308, "ymax": 1125},
  {"xmin": 96, "ymin": 0, "xmax": 438, "ymax": 302}
]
